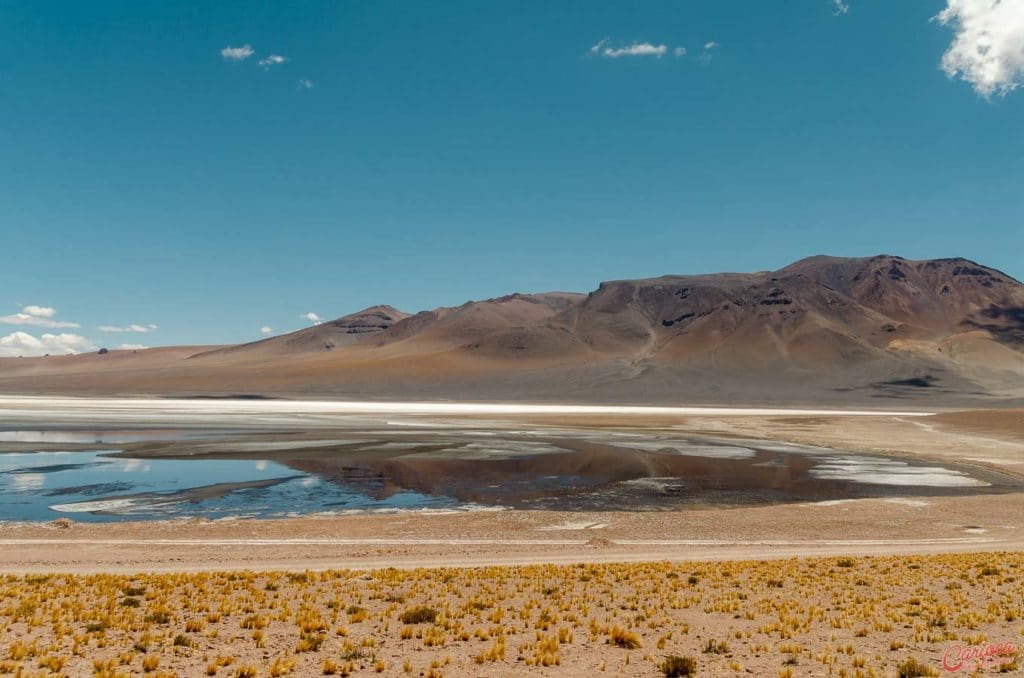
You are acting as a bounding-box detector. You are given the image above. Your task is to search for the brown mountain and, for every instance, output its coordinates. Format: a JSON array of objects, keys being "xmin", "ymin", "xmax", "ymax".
[
  {"xmin": 2, "ymin": 255, "xmax": 1022, "ymax": 405},
  {"xmin": 199, "ymin": 305, "xmax": 412, "ymax": 357}
]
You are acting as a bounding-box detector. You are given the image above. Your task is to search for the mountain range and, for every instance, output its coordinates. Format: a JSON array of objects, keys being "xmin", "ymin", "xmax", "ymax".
[{"xmin": 3, "ymin": 255, "xmax": 1023, "ymax": 406}]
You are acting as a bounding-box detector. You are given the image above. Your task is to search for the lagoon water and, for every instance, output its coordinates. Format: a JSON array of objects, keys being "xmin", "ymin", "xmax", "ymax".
[
  {"xmin": 0, "ymin": 418, "xmax": 1016, "ymax": 522},
  {"xmin": 0, "ymin": 449, "xmax": 453, "ymax": 522}
]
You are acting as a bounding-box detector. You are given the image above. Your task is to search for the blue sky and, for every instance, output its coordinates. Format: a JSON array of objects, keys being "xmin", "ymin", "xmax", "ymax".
[{"xmin": 1, "ymin": 1, "xmax": 1022, "ymax": 353}]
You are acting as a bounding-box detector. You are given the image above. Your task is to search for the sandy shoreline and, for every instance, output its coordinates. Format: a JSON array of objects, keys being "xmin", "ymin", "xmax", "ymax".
[{"xmin": 3, "ymin": 492, "xmax": 1022, "ymax": 574}]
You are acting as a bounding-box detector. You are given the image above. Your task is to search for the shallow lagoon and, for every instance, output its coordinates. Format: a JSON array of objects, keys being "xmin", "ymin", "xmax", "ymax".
[
  {"xmin": 0, "ymin": 449, "xmax": 453, "ymax": 522},
  {"xmin": 1, "ymin": 422, "xmax": 1018, "ymax": 522}
]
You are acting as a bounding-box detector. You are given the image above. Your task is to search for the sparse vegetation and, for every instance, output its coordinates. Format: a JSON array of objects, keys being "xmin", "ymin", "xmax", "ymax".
[{"xmin": 0, "ymin": 552, "xmax": 1019, "ymax": 675}]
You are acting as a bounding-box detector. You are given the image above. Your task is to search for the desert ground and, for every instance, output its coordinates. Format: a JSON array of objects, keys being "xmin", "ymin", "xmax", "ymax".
[
  {"xmin": 0, "ymin": 398, "xmax": 1022, "ymax": 675},
  {"xmin": 1, "ymin": 552, "xmax": 1021, "ymax": 677}
]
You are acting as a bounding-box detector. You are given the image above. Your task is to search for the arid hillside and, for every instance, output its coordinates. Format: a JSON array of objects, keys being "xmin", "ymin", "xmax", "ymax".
[{"xmin": 2, "ymin": 255, "xmax": 1022, "ymax": 405}]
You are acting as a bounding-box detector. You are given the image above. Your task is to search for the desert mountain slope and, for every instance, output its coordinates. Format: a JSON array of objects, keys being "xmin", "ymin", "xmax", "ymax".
[
  {"xmin": 558, "ymin": 255, "xmax": 1024, "ymax": 367},
  {"xmin": 195, "ymin": 305, "xmax": 411, "ymax": 358},
  {"xmin": 1, "ymin": 255, "xmax": 1022, "ymax": 405}
]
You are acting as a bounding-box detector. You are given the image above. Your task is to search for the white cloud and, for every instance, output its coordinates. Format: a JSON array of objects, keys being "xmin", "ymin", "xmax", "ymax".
[
  {"xmin": 674, "ymin": 47, "xmax": 687, "ymax": 58},
  {"xmin": 591, "ymin": 39, "xmax": 668, "ymax": 59},
  {"xmin": 119, "ymin": 343, "xmax": 147, "ymax": 351},
  {"xmin": 298, "ymin": 78, "xmax": 314, "ymax": 89},
  {"xmin": 833, "ymin": 0, "xmax": 850, "ymax": 15},
  {"xmin": 260, "ymin": 326, "xmax": 274, "ymax": 335},
  {"xmin": 936, "ymin": 0, "xmax": 1024, "ymax": 97},
  {"xmin": 258, "ymin": 54, "xmax": 287, "ymax": 68},
  {"xmin": 221, "ymin": 44, "xmax": 254, "ymax": 61},
  {"xmin": 98, "ymin": 324, "xmax": 158, "ymax": 333},
  {"xmin": 0, "ymin": 306, "xmax": 79, "ymax": 329},
  {"xmin": 0, "ymin": 331, "xmax": 95, "ymax": 357},
  {"xmin": 21, "ymin": 305, "xmax": 55, "ymax": 318},
  {"xmin": 302, "ymin": 312, "xmax": 323, "ymax": 324},
  {"xmin": 704, "ymin": 41, "xmax": 719, "ymax": 50}
]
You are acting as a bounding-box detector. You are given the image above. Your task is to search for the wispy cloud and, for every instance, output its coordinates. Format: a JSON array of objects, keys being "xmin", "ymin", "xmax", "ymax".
[
  {"xmin": 832, "ymin": 0, "xmax": 850, "ymax": 15},
  {"xmin": 260, "ymin": 326, "xmax": 274, "ymax": 335},
  {"xmin": 591, "ymin": 39, "xmax": 669, "ymax": 59},
  {"xmin": 699, "ymin": 41, "xmax": 719, "ymax": 63},
  {"xmin": 118, "ymin": 343, "xmax": 147, "ymax": 351},
  {"xmin": 302, "ymin": 312, "xmax": 323, "ymax": 324},
  {"xmin": 298, "ymin": 79, "xmax": 314, "ymax": 90},
  {"xmin": 258, "ymin": 54, "xmax": 288, "ymax": 69},
  {"xmin": 98, "ymin": 324, "xmax": 157, "ymax": 334},
  {"xmin": 674, "ymin": 47, "xmax": 687, "ymax": 58},
  {"xmin": 0, "ymin": 331, "xmax": 95, "ymax": 357},
  {"xmin": 936, "ymin": 0, "xmax": 1024, "ymax": 97},
  {"xmin": 0, "ymin": 305, "xmax": 79, "ymax": 329},
  {"xmin": 221, "ymin": 44, "xmax": 254, "ymax": 61}
]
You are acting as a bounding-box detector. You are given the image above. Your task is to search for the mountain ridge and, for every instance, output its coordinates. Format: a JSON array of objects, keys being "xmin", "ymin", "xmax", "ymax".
[{"xmin": 2, "ymin": 254, "xmax": 1023, "ymax": 406}]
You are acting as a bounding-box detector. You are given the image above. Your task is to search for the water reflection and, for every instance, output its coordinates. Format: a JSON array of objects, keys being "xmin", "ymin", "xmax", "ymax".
[{"xmin": 0, "ymin": 427, "xmax": 1015, "ymax": 522}]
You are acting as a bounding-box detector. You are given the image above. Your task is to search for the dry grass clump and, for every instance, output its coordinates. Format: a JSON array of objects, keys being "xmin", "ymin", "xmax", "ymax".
[
  {"xmin": 660, "ymin": 654, "xmax": 697, "ymax": 676},
  {"xmin": 609, "ymin": 624, "xmax": 642, "ymax": 648},
  {"xmin": 398, "ymin": 605, "xmax": 438, "ymax": 624},
  {"xmin": 0, "ymin": 552, "xmax": 1020, "ymax": 675},
  {"xmin": 702, "ymin": 638, "xmax": 729, "ymax": 654},
  {"xmin": 897, "ymin": 656, "xmax": 939, "ymax": 677}
]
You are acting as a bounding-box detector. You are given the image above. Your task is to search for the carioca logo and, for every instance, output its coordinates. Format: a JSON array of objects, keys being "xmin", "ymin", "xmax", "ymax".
[{"xmin": 942, "ymin": 641, "xmax": 1018, "ymax": 672}]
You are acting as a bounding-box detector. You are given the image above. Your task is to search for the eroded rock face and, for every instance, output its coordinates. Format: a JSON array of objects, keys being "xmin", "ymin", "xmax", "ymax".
[
  {"xmin": 584, "ymin": 256, "xmax": 1021, "ymax": 342},
  {"xmin": 328, "ymin": 306, "xmax": 408, "ymax": 335}
]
